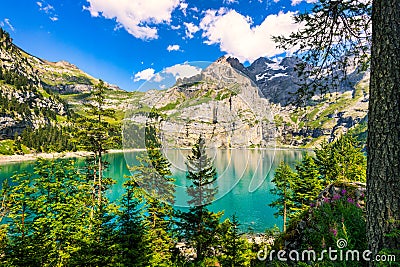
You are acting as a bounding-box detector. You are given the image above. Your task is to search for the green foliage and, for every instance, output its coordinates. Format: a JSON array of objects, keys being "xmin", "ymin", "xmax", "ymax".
[
  {"xmin": 2, "ymin": 159, "xmax": 95, "ymax": 266},
  {"xmin": 126, "ymin": 109, "xmax": 176, "ymax": 266},
  {"xmin": 218, "ymin": 215, "xmax": 254, "ymax": 267},
  {"xmin": 0, "ymin": 139, "xmax": 16, "ymax": 155},
  {"xmin": 18, "ymin": 125, "xmax": 77, "ymax": 153},
  {"xmin": 274, "ymin": 114, "xmax": 284, "ymax": 127},
  {"xmin": 300, "ymin": 192, "xmax": 367, "ymax": 266},
  {"xmin": 269, "ymin": 162, "xmax": 297, "ymax": 231},
  {"xmin": 114, "ymin": 177, "xmax": 147, "ymax": 266},
  {"xmin": 349, "ymin": 121, "xmax": 367, "ymax": 146},
  {"xmin": 274, "ymin": 0, "xmax": 371, "ymax": 105},
  {"xmin": 177, "ymin": 136, "xmax": 222, "ymax": 263},
  {"xmin": 215, "ymin": 89, "xmax": 235, "ymax": 101},
  {"xmin": 159, "ymin": 100, "xmax": 180, "ymax": 111},
  {"xmin": 315, "ymin": 134, "xmax": 366, "ymax": 184},
  {"xmin": 270, "ymin": 132, "xmax": 366, "ymax": 234},
  {"xmin": 292, "ymin": 153, "xmax": 323, "ymax": 211},
  {"xmin": 76, "ymin": 80, "xmax": 120, "ymax": 207},
  {"xmin": 177, "ymin": 208, "xmax": 222, "ymax": 263},
  {"xmin": 186, "ymin": 136, "xmax": 218, "ymax": 207},
  {"xmin": 76, "ymin": 80, "xmax": 119, "ymax": 154}
]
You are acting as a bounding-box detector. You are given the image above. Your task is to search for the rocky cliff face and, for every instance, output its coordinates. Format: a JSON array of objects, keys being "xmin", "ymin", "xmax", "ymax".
[
  {"xmin": 126, "ymin": 57, "xmax": 276, "ymax": 149},
  {"xmin": 124, "ymin": 55, "xmax": 368, "ymax": 149},
  {"xmin": 0, "ymin": 28, "xmax": 126, "ymax": 140},
  {"xmin": 0, "ymin": 27, "xmax": 368, "ymax": 149},
  {"xmin": 0, "ymin": 29, "xmax": 69, "ymax": 139},
  {"xmin": 227, "ymin": 56, "xmax": 367, "ymax": 107},
  {"xmin": 35, "ymin": 59, "xmax": 122, "ymax": 94},
  {"xmin": 224, "ymin": 56, "xmax": 369, "ymax": 147}
]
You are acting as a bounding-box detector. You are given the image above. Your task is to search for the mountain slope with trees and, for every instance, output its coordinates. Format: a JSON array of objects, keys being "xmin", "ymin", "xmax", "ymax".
[{"xmin": 1, "ymin": 27, "xmax": 368, "ymax": 156}]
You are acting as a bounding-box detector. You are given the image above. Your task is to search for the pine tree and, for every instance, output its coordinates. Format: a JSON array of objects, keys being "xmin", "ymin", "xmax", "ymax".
[
  {"xmin": 178, "ymin": 136, "xmax": 222, "ymax": 263},
  {"xmin": 269, "ymin": 161, "xmax": 296, "ymax": 232},
  {"xmin": 274, "ymin": 0, "xmax": 400, "ymax": 255},
  {"xmin": 115, "ymin": 178, "xmax": 147, "ymax": 266},
  {"xmin": 77, "ymin": 80, "xmax": 116, "ymax": 208},
  {"xmin": 3, "ymin": 159, "xmax": 94, "ymax": 266},
  {"xmin": 315, "ymin": 134, "xmax": 366, "ymax": 184},
  {"xmin": 292, "ymin": 153, "xmax": 323, "ymax": 214},
  {"xmin": 127, "ymin": 109, "xmax": 176, "ymax": 266},
  {"xmin": 218, "ymin": 215, "xmax": 253, "ymax": 267}
]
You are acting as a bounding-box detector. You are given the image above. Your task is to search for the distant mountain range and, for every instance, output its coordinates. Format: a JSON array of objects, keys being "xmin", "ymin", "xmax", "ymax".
[
  {"xmin": 227, "ymin": 56, "xmax": 367, "ymax": 106},
  {"xmin": 0, "ymin": 27, "xmax": 368, "ymax": 153}
]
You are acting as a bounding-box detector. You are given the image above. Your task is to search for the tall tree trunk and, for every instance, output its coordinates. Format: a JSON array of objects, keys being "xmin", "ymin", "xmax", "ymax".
[
  {"xmin": 283, "ymin": 200, "xmax": 287, "ymax": 233},
  {"xmin": 367, "ymin": 0, "xmax": 400, "ymax": 259},
  {"xmin": 98, "ymin": 150, "xmax": 102, "ymax": 206}
]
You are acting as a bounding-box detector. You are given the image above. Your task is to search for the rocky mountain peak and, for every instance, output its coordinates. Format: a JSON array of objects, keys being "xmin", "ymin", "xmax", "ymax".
[
  {"xmin": 54, "ymin": 60, "xmax": 79, "ymax": 70},
  {"xmin": 226, "ymin": 57, "xmax": 247, "ymax": 74},
  {"xmin": 279, "ymin": 56, "xmax": 301, "ymax": 69}
]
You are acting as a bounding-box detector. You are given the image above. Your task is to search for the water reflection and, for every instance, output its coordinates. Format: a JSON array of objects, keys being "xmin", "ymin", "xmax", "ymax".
[{"xmin": 0, "ymin": 149, "xmax": 305, "ymax": 232}]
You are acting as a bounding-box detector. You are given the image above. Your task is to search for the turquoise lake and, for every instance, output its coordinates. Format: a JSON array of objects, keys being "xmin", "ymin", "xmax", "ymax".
[{"xmin": 0, "ymin": 149, "xmax": 305, "ymax": 232}]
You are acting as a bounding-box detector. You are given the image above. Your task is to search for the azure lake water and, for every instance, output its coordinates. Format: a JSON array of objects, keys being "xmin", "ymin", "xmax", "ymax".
[{"xmin": 0, "ymin": 149, "xmax": 305, "ymax": 232}]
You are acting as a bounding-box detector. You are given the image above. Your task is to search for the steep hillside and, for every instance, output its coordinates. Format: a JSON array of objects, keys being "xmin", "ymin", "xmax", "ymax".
[
  {"xmin": 227, "ymin": 56, "xmax": 369, "ymax": 147},
  {"xmin": 0, "ymin": 27, "xmax": 368, "ymax": 154},
  {"xmin": 124, "ymin": 56, "xmax": 368, "ymax": 149},
  {"xmin": 0, "ymin": 28, "xmax": 69, "ymax": 140},
  {"xmin": 124, "ymin": 57, "xmax": 276, "ymax": 149},
  {"xmin": 0, "ymin": 28, "xmax": 132, "ymax": 154}
]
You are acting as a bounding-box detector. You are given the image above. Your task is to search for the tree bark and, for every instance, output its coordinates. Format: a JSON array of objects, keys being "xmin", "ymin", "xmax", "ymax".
[
  {"xmin": 367, "ymin": 0, "xmax": 400, "ymax": 259},
  {"xmin": 283, "ymin": 200, "xmax": 287, "ymax": 232},
  {"xmin": 98, "ymin": 150, "xmax": 102, "ymax": 206}
]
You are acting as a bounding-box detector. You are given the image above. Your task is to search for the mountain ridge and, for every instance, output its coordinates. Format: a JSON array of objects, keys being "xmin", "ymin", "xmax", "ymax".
[{"xmin": 0, "ymin": 27, "xmax": 368, "ymax": 154}]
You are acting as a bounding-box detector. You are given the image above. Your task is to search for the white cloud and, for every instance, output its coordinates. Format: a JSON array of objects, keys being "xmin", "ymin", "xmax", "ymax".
[
  {"xmin": 1, "ymin": 18, "xmax": 15, "ymax": 32},
  {"xmin": 134, "ymin": 68, "xmax": 156, "ymax": 82},
  {"xmin": 84, "ymin": 0, "xmax": 181, "ymax": 40},
  {"xmin": 190, "ymin": 6, "xmax": 199, "ymax": 13},
  {"xmin": 224, "ymin": 0, "xmax": 238, "ymax": 4},
  {"xmin": 37, "ymin": 1, "xmax": 58, "ymax": 21},
  {"xmin": 167, "ymin": 44, "xmax": 180, "ymax": 52},
  {"xmin": 291, "ymin": 0, "xmax": 317, "ymax": 5},
  {"xmin": 164, "ymin": 64, "xmax": 202, "ymax": 79},
  {"xmin": 199, "ymin": 9, "xmax": 301, "ymax": 62},
  {"xmin": 179, "ymin": 2, "xmax": 188, "ymax": 16},
  {"xmin": 184, "ymin": 22, "xmax": 199, "ymax": 39},
  {"xmin": 37, "ymin": 1, "xmax": 55, "ymax": 13},
  {"xmin": 153, "ymin": 73, "xmax": 164, "ymax": 82},
  {"xmin": 171, "ymin": 25, "xmax": 181, "ymax": 30}
]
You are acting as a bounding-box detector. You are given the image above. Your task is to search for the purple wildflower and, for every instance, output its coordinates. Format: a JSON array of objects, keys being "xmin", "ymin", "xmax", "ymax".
[
  {"xmin": 341, "ymin": 189, "xmax": 347, "ymax": 195},
  {"xmin": 332, "ymin": 194, "xmax": 341, "ymax": 201},
  {"xmin": 356, "ymin": 203, "xmax": 361, "ymax": 208},
  {"xmin": 324, "ymin": 198, "xmax": 330, "ymax": 203},
  {"xmin": 330, "ymin": 228, "xmax": 338, "ymax": 237},
  {"xmin": 310, "ymin": 203, "xmax": 315, "ymax": 207},
  {"xmin": 347, "ymin": 197, "xmax": 354, "ymax": 204}
]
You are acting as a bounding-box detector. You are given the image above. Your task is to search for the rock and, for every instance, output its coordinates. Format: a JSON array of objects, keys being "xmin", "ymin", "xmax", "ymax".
[{"xmin": 0, "ymin": 116, "xmax": 30, "ymax": 138}]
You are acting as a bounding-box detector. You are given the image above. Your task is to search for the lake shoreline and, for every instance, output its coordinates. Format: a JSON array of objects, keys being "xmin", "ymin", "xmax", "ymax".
[
  {"xmin": 0, "ymin": 146, "xmax": 309, "ymax": 164},
  {"xmin": 0, "ymin": 149, "xmax": 136, "ymax": 164}
]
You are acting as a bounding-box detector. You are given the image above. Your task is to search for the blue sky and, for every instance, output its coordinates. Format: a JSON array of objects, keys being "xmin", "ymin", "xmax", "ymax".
[{"xmin": 0, "ymin": 0, "xmax": 313, "ymax": 91}]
